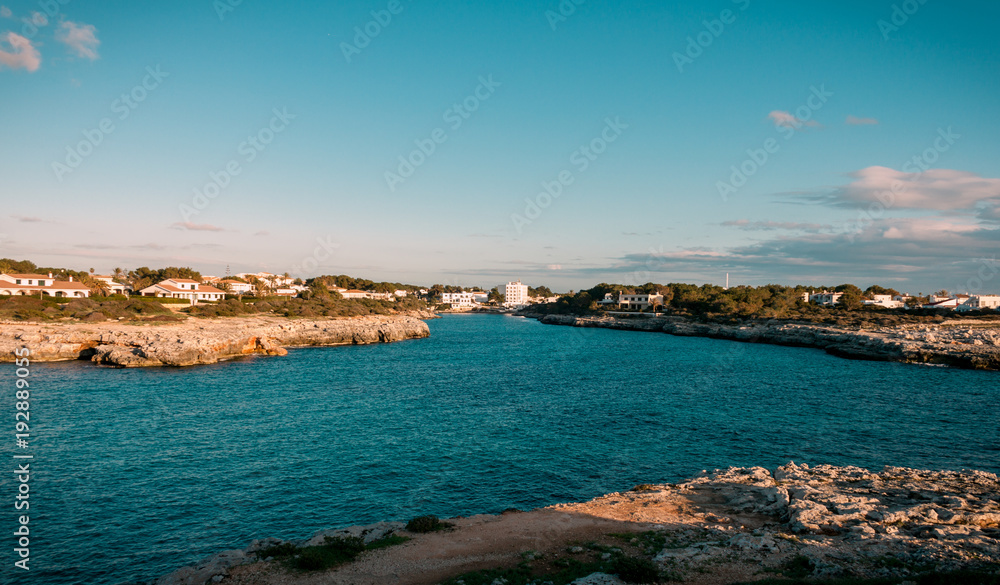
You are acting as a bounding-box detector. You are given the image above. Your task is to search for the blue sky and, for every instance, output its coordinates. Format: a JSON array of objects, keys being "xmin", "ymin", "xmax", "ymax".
[{"xmin": 2, "ymin": 0, "xmax": 998, "ymax": 293}]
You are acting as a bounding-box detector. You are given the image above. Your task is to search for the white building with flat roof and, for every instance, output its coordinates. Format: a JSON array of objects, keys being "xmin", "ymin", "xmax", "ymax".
[
  {"xmin": 442, "ymin": 292, "xmax": 477, "ymax": 308},
  {"xmin": 957, "ymin": 295, "xmax": 1000, "ymax": 311},
  {"xmin": 619, "ymin": 293, "xmax": 663, "ymax": 310},
  {"xmin": 504, "ymin": 281, "xmax": 528, "ymax": 307}
]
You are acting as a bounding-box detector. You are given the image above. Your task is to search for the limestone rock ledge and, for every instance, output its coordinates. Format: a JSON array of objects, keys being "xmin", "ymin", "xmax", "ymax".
[
  {"xmin": 0, "ymin": 315, "xmax": 430, "ymax": 367},
  {"xmin": 532, "ymin": 314, "xmax": 1000, "ymax": 370}
]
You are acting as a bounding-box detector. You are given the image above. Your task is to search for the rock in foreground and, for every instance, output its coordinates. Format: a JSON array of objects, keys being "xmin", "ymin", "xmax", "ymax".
[{"xmin": 152, "ymin": 463, "xmax": 1000, "ymax": 585}]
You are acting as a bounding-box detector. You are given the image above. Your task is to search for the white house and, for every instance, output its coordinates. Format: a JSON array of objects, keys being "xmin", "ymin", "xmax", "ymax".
[
  {"xmin": 863, "ymin": 294, "xmax": 904, "ymax": 309},
  {"xmin": 619, "ymin": 293, "xmax": 663, "ymax": 310},
  {"xmin": 219, "ymin": 279, "xmax": 253, "ymax": 294},
  {"xmin": 597, "ymin": 293, "xmax": 616, "ymax": 305},
  {"xmin": 340, "ymin": 289, "xmax": 370, "ymax": 300},
  {"xmin": 138, "ymin": 279, "xmax": 225, "ymax": 304},
  {"xmin": 441, "ymin": 291, "xmax": 489, "ymax": 309},
  {"xmin": 505, "ymin": 281, "xmax": 529, "ymax": 307},
  {"xmin": 93, "ymin": 275, "xmax": 131, "ymax": 295},
  {"xmin": 922, "ymin": 298, "xmax": 960, "ymax": 310},
  {"xmin": 957, "ymin": 295, "xmax": 1000, "ymax": 311},
  {"xmin": 810, "ymin": 291, "xmax": 843, "ymax": 306},
  {"xmin": 0, "ymin": 273, "xmax": 91, "ymax": 298}
]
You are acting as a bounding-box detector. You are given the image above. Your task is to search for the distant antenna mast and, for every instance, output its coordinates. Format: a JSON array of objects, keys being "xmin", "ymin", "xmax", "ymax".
[
  {"xmin": 225, "ymin": 264, "xmax": 231, "ymax": 277},
  {"xmin": 726, "ymin": 273, "xmax": 729, "ymax": 290}
]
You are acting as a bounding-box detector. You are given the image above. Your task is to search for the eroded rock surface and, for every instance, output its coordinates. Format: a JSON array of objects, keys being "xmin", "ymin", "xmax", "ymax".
[
  {"xmin": 534, "ymin": 314, "xmax": 1000, "ymax": 370},
  {"xmin": 152, "ymin": 464, "xmax": 1000, "ymax": 585},
  {"xmin": 0, "ymin": 315, "xmax": 430, "ymax": 367}
]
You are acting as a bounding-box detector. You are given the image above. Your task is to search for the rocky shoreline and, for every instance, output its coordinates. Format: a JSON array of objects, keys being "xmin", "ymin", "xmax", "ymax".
[
  {"xmin": 149, "ymin": 463, "xmax": 1000, "ymax": 585},
  {"xmin": 522, "ymin": 313, "xmax": 1000, "ymax": 371},
  {"xmin": 0, "ymin": 314, "xmax": 431, "ymax": 367}
]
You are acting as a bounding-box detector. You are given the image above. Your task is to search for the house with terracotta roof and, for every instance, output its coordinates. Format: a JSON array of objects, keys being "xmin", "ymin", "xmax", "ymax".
[
  {"xmin": 138, "ymin": 279, "xmax": 225, "ymax": 304},
  {"xmin": 0, "ymin": 273, "xmax": 92, "ymax": 298}
]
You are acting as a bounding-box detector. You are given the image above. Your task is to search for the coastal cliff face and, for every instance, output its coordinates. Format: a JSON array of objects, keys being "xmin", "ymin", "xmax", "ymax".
[
  {"xmin": 0, "ymin": 315, "xmax": 430, "ymax": 367},
  {"xmin": 529, "ymin": 314, "xmax": 1000, "ymax": 370}
]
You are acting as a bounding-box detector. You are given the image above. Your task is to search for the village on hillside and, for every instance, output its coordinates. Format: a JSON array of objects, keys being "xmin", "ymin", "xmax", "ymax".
[{"xmin": 0, "ymin": 259, "xmax": 998, "ymax": 314}]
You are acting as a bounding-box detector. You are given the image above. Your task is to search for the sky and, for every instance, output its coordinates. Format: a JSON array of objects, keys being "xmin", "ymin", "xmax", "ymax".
[{"xmin": 1, "ymin": 0, "xmax": 998, "ymax": 294}]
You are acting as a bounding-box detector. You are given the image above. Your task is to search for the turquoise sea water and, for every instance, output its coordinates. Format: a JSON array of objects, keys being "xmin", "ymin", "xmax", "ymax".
[{"xmin": 2, "ymin": 314, "xmax": 999, "ymax": 584}]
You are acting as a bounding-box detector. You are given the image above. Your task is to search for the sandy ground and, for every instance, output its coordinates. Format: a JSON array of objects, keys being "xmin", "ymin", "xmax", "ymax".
[{"xmin": 224, "ymin": 486, "xmax": 778, "ymax": 585}]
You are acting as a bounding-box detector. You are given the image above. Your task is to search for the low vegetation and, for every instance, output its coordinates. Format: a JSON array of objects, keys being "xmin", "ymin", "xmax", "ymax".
[
  {"xmin": 0, "ymin": 295, "xmax": 180, "ymax": 322},
  {"xmin": 404, "ymin": 515, "xmax": 454, "ymax": 533},
  {"xmin": 0, "ymin": 294, "xmax": 430, "ymax": 322},
  {"xmin": 530, "ymin": 282, "xmax": 1000, "ymax": 328},
  {"xmin": 254, "ymin": 534, "xmax": 409, "ymax": 572}
]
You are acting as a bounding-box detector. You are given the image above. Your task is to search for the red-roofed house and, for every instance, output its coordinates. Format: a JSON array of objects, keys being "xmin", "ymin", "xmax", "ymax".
[
  {"xmin": 0, "ymin": 273, "xmax": 91, "ymax": 298},
  {"xmin": 138, "ymin": 279, "xmax": 225, "ymax": 304}
]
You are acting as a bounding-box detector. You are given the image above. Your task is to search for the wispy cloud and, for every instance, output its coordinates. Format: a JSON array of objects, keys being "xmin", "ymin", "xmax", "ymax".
[
  {"xmin": 846, "ymin": 115, "xmax": 878, "ymax": 125},
  {"xmin": 0, "ymin": 6, "xmax": 12, "ymax": 19},
  {"xmin": 0, "ymin": 32, "xmax": 41, "ymax": 72},
  {"xmin": 722, "ymin": 220, "xmax": 832, "ymax": 232},
  {"xmin": 171, "ymin": 222, "xmax": 226, "ymax": 232},
  {"xmin": 253, "ymin": 230, "xmax": 269, "ymax": 236},
  {"xmin": 30, "ymin": 11, "xmax": 47, "ymax": 26},
  {"xmin": 768, "ymin": 110, "xmax": 820, "ymax": 128},
  {"xmin": 11, "ymin": 214, "xmax": 44, "ymax": 223},
  {"xmin": 57, "ymin": 21, "xmax": 100, "ymax": 60}
]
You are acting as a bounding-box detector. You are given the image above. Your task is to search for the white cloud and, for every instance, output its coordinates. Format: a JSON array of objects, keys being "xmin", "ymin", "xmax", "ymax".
[
  {"xmin": 833, "ymin": 166, "xmax": 1000, "ymax": 211},
  {"xmin": 0, "ymin": 32, "xmax": 41, "ymax": 72},
  {"xmin": 30, "ymin": 11, "xmax": 47, "ymax": 26},
  {"xmin": 768, "ymin": 110, "xmax": 820, "ymax": 129},
  {"xmin": 0, "ymin": 6, "xmax": 11, "ymax": 18},
  {"xmin": 57, "ymin": 21, "xmax": 100, "ymax": 60},
  {"xmin": 846, "ymin": 115, "xmax": 878, "ymax": 125}
]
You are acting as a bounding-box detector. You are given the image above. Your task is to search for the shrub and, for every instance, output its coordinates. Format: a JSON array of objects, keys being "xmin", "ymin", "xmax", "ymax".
[
  {"xmin": 611, "ymin": 555, "xmax": 663, "ymax": 583},
  {"xmin": 405, "ymin": 515, "xmax": 453, "ymax": 533},
  {"xmin": 292, "ymin": 536, "xmax": 366, "ymax": 571}
]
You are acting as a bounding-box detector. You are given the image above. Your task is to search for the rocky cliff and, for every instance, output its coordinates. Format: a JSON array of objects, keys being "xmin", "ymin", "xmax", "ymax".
[
  {"xmin": 0, "ymin": 315, "xmax": 430, "ymax": 367},
  {"xmin": 528, "ymin": 314, "xmax": 1000, "ymax": 370},
  {"xmin": 151, "ymin": 463, "xmax": 1000, "ymax": 585}
]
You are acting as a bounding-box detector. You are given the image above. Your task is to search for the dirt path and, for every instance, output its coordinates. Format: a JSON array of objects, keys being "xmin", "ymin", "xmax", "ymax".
[{"xmin": 225, "ymin": 488, "xmax": 775, "ymax": 585}]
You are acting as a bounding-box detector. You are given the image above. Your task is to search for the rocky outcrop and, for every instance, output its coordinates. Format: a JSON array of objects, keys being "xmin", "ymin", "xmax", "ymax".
[
  {"xmin": 665, "ymin": 463, "xmax": 1000, "ymax": 577},
  {"xmin": 150, "ymin": 463, "xmax": 1000, "ymax": 585},
  {"xmin": 0, "ymin": 315, "xmax": 430, "ymax": 367},
  {"xmin": 530, "ymin": 314, "xmax": 1000, "ymax": 370}
]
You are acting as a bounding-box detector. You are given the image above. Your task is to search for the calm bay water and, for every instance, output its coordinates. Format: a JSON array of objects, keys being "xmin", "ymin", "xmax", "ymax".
[{"xmin": 3, "ymin": 314, "xmax": 999, "ymax": 584}]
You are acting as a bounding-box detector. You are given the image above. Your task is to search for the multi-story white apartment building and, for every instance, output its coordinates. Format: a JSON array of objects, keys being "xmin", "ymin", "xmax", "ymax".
[{"xmin": 504, "ymin": 281, "xmax": 529, "ymax": 307}]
